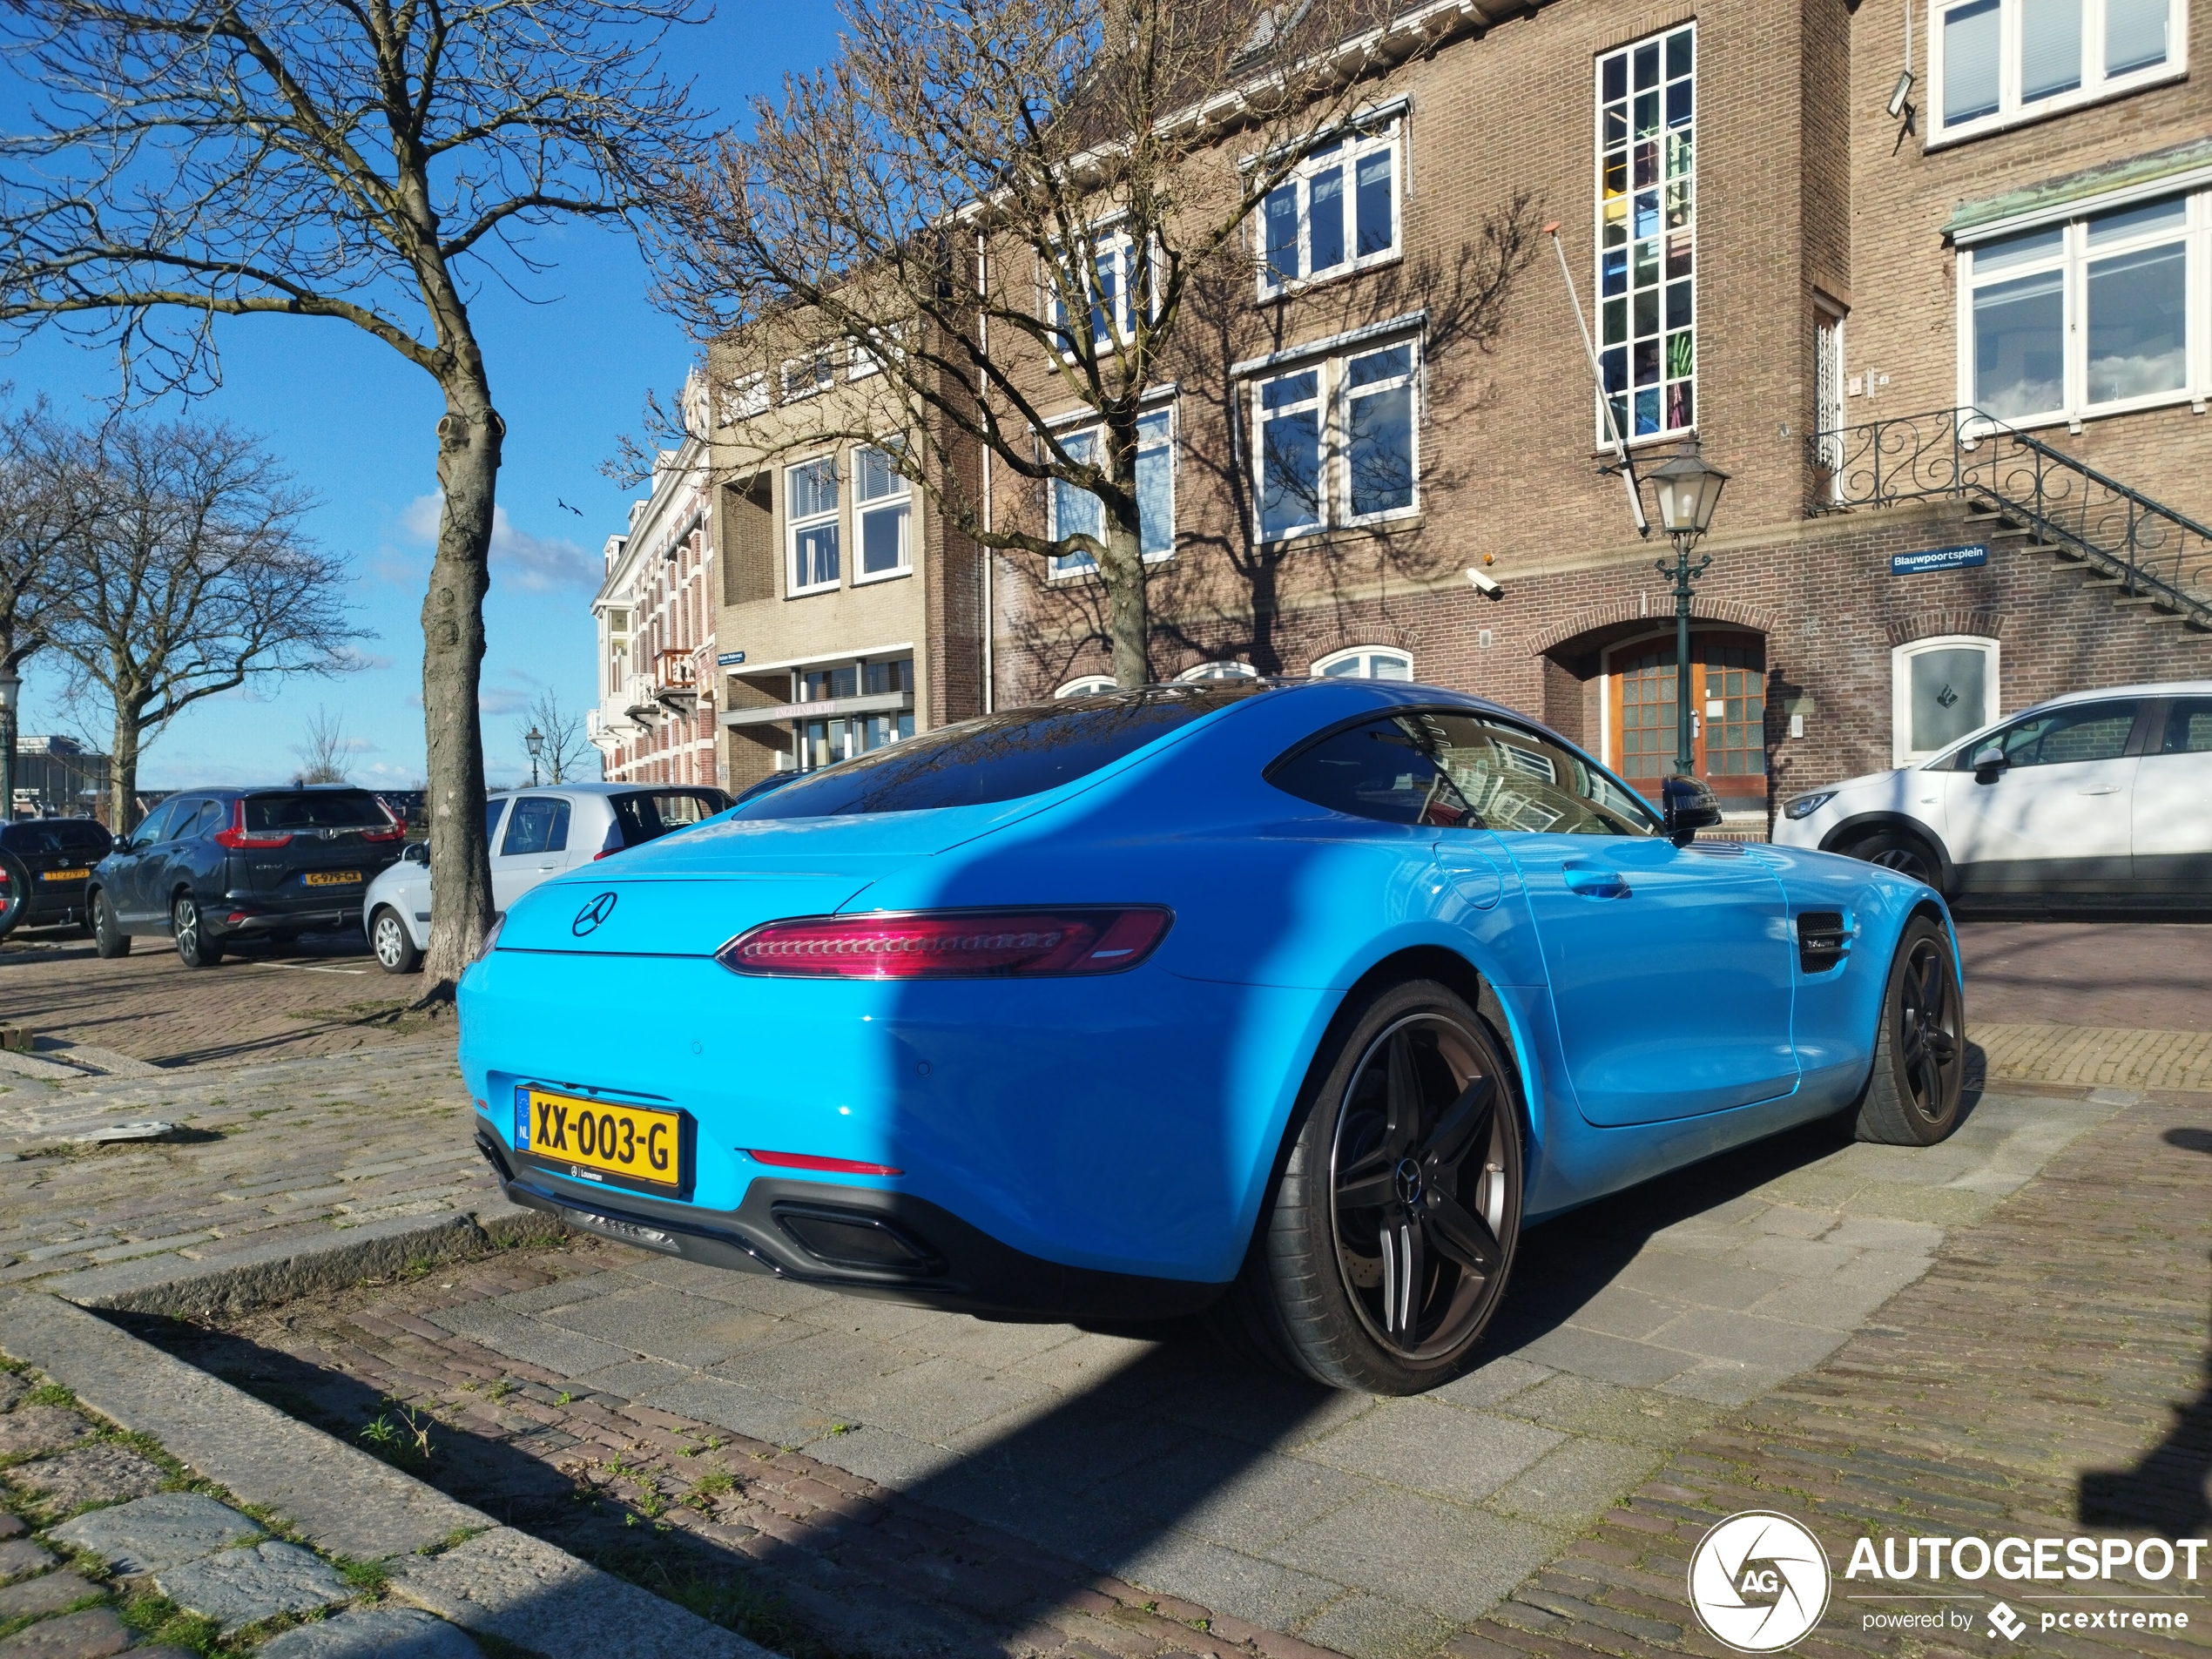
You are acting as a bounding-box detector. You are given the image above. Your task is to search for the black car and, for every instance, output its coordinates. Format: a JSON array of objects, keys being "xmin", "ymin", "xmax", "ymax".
[
  {"xmin": 0, "ymin": 818, "xmax": 116, "ymax": 939},
  {"xmin": 89, "ymin": 786, "xmax": 407, "ymax": 966}
]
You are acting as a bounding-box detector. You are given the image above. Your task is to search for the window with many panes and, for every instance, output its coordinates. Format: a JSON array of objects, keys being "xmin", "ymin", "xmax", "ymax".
[
  {"xmin": 1934, "ymin": 0, "xmax": 2182, "ymax": 142},
  {"xmin": 853, "ymin": 446, "xmax": 912, "ymax": 581},
  {"xmin": 792, "ymin": 658, "xmax": 915, "ymax": 770},
  {"xmin": 1595, "ymin": 24, "xmax": 1696, "ymax": 442},
  {"xmin": 1311, "ymin": 646, "xmax": 1413, "ymax": 680},
  {"xmin": 1962, "ymin": 190, "xmax": 2207, "ymax": 426},
  {"xmin": 786, "ymin": 456, "xmax": 840, "ymax": 594},
  {"xmin": 1252, "ymin": 341, "xmax": 1419, "ymax": 542},
  {"xmin": 1047, "ymin": 229, "xmax": 1146, "ymax": 351},
  {"xmin": 1048, "ymin": 410, "xmax": 1176, "ymax": 577},
  {"xmin": 1258, "ymin": 116, "xmax": 1401, "ymax": 296}
]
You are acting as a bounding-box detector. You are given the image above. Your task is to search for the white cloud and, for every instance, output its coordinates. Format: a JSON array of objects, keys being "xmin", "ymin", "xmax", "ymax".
[
  {"xmin": 403, "ymin": 493, "xmax": 597, "ymax": 591},
  {"xmin": 480, "ymin": 688, "xmax": 533, "ymax": 717}
]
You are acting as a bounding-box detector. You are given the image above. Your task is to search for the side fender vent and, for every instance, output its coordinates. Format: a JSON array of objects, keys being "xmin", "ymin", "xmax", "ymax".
[{"xmin": 1797, "ymin": 911, "xmax": 1851, "ymax": 974}]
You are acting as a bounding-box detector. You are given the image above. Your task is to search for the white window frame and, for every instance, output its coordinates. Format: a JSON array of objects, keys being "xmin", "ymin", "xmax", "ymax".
[
  {"xmin": 785, "ymin": 455, "xmax": 841, "ymax": 597},
  {"xmin": 1044, "ymin": 226, "xmax": 1154, "ymax": 353},
  {"xmin": 1594, "ymin": 22, "xmax": 1698, "ymax": 448},
  {"xmin": 1892, "ymin": 635, "xmax": 2002, "ymax": 766},
  {"xmin": 1249, "ymin": 338, "xmax": 1422, "ymax": 543},
  {"xmin": 720, "ymin": 373, "xmax": 768, "ymax": 425},
  {"xmin": 1929, "ymin": 0, "xmax": 2188, "ymax": 148},
  {"xmin": 780, "ymin": 352, "xmax": 833, "ymax": 402},
  {"xmin": 1046, "ymin": 408, "xmax": 1177, "ymax": 579},
  {"xmin": 1311, "ymin": 645, "xmax": 1414, "ymax": 680},
  {"xmin": 849, "ymin": 322, "xmax": 911, "ymax": 381},
  {"xmin": 1956, "ymin": 187, "xmax": 2209, "ymax": 431},
  {"xmin": 1254, "ymin": 115, "xmax": 1404, "ymax": 299},
  {"xmin": 853, "ymin": 445, "xmax": 914, "ymax": 584},
  {"xmin": 1176, "ymin": 661, "xmax": 1260, "ymax": 682},
  {"xmin": 1055, "ymin": 675, "xmax": 1118, "ymax": 698}
]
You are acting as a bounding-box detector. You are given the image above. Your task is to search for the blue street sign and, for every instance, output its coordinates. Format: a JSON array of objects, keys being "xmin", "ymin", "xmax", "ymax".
[
  {"xmin": 717, "ymin": 651, "xmax": 746, "ymax": 665},
  {"xmin": 1890, "ymin": 543, "xmax": 1988, "ymax": 577}
]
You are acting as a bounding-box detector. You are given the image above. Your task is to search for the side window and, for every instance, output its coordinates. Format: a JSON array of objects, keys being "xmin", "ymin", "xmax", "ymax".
[
  {"xmin": 484, "ymin": 799, "xmax": 509, "ymax": 845},
  {"xmin": 128, "ymin": 801, "xmax": 179, "ymax": 846},
  {"xmin": 182, "ymin": 801, "xmax": 224, "ymax": 840},
  {"xmin": 2157, "ymin": 698, "xmax": 2212, "ymax": 754},
  {"xmin": 1426, "ymin": 714, "xmax": 1660, "ymax": 836},
  {"xmin": 1266, "ymin": 717, "xmax": 1477, "ymax": 827},
  {"xmin": 500, "ymin": 797, "xmax": 571, "ymax": 856},
  {"xmin": 1993, "ymin": 700, "xmax": 2140, "ymax": 765}
]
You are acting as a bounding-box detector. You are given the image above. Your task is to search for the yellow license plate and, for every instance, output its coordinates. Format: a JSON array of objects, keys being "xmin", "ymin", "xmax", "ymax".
[
  {"xmin": 523, "ymin": 1089, "xmax": 683, "ymax": 1189},
  {"xmin": 40, "ymin": 869, "xmax": 91, "ymax": 882},
  {"xmin": 302, "ymin": 870, "xmax": 361, "ymax": 887}
]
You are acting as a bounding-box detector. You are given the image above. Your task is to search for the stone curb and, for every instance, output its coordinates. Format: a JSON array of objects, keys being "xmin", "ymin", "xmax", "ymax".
[
  {"xmin": 34, "ymin": 1200, "xmax": 565, "ymax": 1319},
  {"xmin": 0, "ymin": 1293, "xmax": 774, "ymax": 1659}
]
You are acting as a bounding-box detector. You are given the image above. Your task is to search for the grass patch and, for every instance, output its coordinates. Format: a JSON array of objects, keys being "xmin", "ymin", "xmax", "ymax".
[
  {"xmin": 356, "ymin": 1402, "xmax": 436, "ymax": 1473},
  {"xmin": 685, "ymin": 1469, "xmax": 735, "ymax": 1510},
  {"xmin": 332, "ymin": 1554, "xmax": 391, "ymax": 1592},
  {"xmin": 118, "ymin": 1589, "xmax": 222, "ymax": 1656},
  {"xmin": 24, "ymin": 1383, "xmax": 74, "ymax": 1409}
]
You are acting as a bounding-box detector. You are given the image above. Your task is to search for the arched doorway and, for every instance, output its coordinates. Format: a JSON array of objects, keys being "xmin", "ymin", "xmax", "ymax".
[{"xmin": 1604, "ymin": 630, "xmax": 1767, "ymax": 808}]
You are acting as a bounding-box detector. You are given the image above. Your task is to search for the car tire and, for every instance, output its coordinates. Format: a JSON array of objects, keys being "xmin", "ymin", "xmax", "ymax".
[
  {"xmin": 371, "ymin": 907, "xmax": 421, "ymax": 974},
  {"xmin": 0, "ymin": 853, "xmax": 27, "ymax": 940},
  {"xmin": 172, "ymin": 894, "xmax": 223, "ymax": 968},
  {"xmin": 1850, "ymin": 827, "xmax": 1946, "ymax": 893},
  {"xmin": 91, "ymin": 890, "xmax": 131, "ymax": 958},
  {"xmin": 1220, "ymin": 977, "xmax": 1525, "ymax": 1395},
  {"xmin": 1850, "ymin": 916, "xmax": 1966, "ymax": 1146}
]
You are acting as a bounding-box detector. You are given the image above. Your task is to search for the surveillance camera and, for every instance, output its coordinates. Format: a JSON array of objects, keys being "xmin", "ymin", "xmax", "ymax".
[
  {"xmin": 1886, "ymin": 69, "xmax": 1915, "ymax": 118},
  {"xmin": 1465, "ymin": 568, "xmax": 1503, "ymax": 599}
]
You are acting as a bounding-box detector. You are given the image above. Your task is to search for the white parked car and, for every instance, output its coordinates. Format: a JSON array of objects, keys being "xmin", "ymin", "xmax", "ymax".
[
  {"xmin": 364, "ymin": 783, "xmax": 732, "ymax": 972},
  {"xmin": 1773, "ymin": 681, "xmax": 2212, "ymax": 910}
]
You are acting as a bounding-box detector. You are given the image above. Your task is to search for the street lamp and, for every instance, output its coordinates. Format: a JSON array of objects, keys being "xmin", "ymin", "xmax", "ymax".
[
  {"xmin": 0, "ymin": 663, "xmax": 20, "ymax": 826},
  {"xmin": 524, "ymin": 725, "xmax": 544, "ymax": 788},
  {"xmin": 1647, "ymin": 441, "xmax": 1730, "ymax": 778}
]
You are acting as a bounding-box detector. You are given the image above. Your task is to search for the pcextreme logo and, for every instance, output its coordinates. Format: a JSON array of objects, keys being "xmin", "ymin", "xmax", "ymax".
[{"xmin": 1689, "ymin": 1511, "xmax": 1832, "ymax": 1652}]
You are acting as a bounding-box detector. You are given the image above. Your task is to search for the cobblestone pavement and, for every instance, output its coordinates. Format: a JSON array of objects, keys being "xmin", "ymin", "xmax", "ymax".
[
  {"xmin": 110, "ymin": 1085, "xmax": 2155, "ymax": 1659},
  {"xmin": 0, "ymin": 930, "xmax": 435, "ymax": 1071},
  {"xmin": 1957, "ymin": 921, "xmax": 2212, "ymax": 1033}
]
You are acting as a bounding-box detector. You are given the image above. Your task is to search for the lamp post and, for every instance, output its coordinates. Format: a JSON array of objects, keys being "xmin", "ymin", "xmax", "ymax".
[
  {"xmin": 1647, "ymin": 442, "xmax": 1730, "ymax": 779},
  {"xmin": 524, "ymin": 725, "xmax": 544, "ymax": 788},
  {"xmin": 0, "ymin": 662, "xmax": 19, "ymax": 826}
]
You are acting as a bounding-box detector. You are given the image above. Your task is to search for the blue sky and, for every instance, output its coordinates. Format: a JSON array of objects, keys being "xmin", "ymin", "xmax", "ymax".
[{"xmin": 5, "ymin": 2, "xmax": 841, "ymax": 791}]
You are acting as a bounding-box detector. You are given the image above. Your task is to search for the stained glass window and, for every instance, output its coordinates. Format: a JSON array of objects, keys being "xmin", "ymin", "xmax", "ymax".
[{"xmin": 1596, "ymin": 24, "xmax": 1695, "ymax": 442}]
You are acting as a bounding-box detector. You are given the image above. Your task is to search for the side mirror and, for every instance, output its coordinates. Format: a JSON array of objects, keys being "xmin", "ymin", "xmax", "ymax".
[
  {"xmin": 1662, "ymin": 775, "xmax": 1723, "ymax": 846},
  {"xmin": 403, "ymin": 841, "xmax": 429, "ymax": 866},
  {"xmin": 1972, "ymin": 741, "xmax": 2007, "ymax": 782}
]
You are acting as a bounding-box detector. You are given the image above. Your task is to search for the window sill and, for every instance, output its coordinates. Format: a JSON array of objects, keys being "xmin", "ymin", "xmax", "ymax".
[
  {"xmin": 786, "ymin": 581, "xmax": 841, "ymax": 599},
  {"xmin": 1046, "ymin": 551, "xmax": 1176, "ymax": 583},
  {"xmin": 1590, "ymin": 425, "xmax": 1696, "ymax": 461},
  {"xmin": 1924, "ymin": 61, "xmax": 2188, "ymax": 152},
  {"xmin": 1256, "ymin": 247, "xmax": 1405, "ymax": 305},
  {"xmin": 1255, "ymin": 514, "xmax": 1423, "ymax": 549},
  {"xmin": 852, "ymin": 565, "xmax": 914, "ymax": 586},
  {"xmin": 1962, "ymin": 386, "xmax": 2208, "ymax": 437}
]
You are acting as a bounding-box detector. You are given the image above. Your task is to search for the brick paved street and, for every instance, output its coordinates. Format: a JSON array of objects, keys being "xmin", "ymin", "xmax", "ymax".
[{"xmin": 1957, "ymin": 922, "xmax": 2212, "ymax": 1033}]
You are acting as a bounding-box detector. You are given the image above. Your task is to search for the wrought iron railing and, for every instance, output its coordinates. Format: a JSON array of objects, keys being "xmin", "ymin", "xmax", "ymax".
[{"xmin": 1809, "ymin": 406, "xmax": 2212, "ymax": 631}]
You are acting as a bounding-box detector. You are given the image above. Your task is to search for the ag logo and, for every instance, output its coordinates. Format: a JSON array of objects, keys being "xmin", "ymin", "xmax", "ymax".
[
  {"xmin": 1687, "ymin": 1510, "xmax": 1831, "ymax": 1652},
  {"xmin": 571, "ymin": 892, "xmax": 618, "ymax": 936}
]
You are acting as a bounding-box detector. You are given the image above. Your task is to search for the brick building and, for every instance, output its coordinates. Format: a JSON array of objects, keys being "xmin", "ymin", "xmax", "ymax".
[{"xmin": 974, "ymin": 0, "xmax": 2212, "ymax": 821}]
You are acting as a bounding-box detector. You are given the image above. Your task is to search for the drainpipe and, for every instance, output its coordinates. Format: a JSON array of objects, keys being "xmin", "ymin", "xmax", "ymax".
[{"xmin": 978, "ymin": 230, "xmax": 995, "ymax": 714}]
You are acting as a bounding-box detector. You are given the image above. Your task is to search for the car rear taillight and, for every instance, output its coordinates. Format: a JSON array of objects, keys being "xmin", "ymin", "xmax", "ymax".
[
  {"xmin": 745, "ymin": 1149, "xmax": 904, "ymax": 1176},
  {"xmin": 212, "ymin": 799, "xmax": 292, "ymax": 849},
  {"xmin": 718, "ymin": 907, "xmax": 1172, "ymax": 979},
  {"xmin": 362, "ymin": 808, "xmax": 405, "ymax": 843}
]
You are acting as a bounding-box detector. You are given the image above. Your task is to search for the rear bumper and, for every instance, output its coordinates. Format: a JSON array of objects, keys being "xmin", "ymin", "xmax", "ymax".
[
  {"xmin": 474, "ymin": 1125, "xmax": 1226, "ymax": 1322},
  {"xmin": 211, "ymin": 904, "xmax": 362, "ymax": 935}
]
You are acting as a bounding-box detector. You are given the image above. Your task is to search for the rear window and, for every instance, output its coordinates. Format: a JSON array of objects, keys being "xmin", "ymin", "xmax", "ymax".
[
  {"xmin": 730, "ymin": 685, "xmax": 1272, "ymax": 819},
  {"xmin": 244, "ymin": 791, "xmax": 392, "ymax": 832},
  {"xmin": 3, "ymin": 820, "xmax": 112, "ymax": 858},
  {"xmin": 612, "ymin": 789, "xmax": 735, "ymax": 847}
]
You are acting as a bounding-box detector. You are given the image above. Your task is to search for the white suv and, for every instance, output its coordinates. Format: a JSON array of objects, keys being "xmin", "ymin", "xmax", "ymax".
[
  {"xmin": 1774, "ymin": 681, "xmax": 2212, "ymax": 910},
  {"xmin": 364, "ymin": 782, "xmax": 732, "ymax": 972}
]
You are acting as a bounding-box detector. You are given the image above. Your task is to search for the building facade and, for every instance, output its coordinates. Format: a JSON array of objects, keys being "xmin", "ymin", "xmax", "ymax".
[
  {"xmin": 589, "ymin": 378, "xmax": 725, "ymax": 789},
  {"xmin": 978, "ymin": 0, "xmax": 2211, "ymax": 820}
]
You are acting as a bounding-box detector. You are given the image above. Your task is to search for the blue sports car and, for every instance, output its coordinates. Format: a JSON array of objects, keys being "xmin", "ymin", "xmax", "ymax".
[{"xmin": 458, "ymin": 680, "xmax": 1966, "ymax": 1394}]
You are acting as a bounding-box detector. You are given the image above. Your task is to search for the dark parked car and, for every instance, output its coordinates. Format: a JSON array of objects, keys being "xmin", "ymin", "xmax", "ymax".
[
  {"xmin": 89, "ymin": 786, "xmax": 407, "ymax": 966},
  {"xmin": 0, "ymin": 818, "xmax": 116, "ymax": 939}
]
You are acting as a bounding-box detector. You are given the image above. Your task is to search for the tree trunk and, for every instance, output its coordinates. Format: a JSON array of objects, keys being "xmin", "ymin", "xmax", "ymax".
[
  {"xmin": 108, "ymin": 698, "xmax": 143, "ymax": 833},
  {"xmin": 417, "ymin": 382, "xmax": 502, "ymax": 990},
  {"xmin": 1102, "ymin": 457, "xmax": 1151, "ymax": 687}
]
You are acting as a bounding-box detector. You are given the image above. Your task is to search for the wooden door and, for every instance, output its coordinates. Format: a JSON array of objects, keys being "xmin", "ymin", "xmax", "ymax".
[{"xmin": 1608, "ymin": 633, "xmax": 1767, "ymax": 806}]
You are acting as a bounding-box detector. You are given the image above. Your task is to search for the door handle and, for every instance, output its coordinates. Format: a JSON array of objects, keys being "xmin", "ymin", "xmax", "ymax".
[
  {"xmin": 2076, "ymin": 786, "xmax": 2121, "ymax": 796},
  {"xmin": 1564, "ymin": 868, "xmax": 1632, "ymax": 900}
]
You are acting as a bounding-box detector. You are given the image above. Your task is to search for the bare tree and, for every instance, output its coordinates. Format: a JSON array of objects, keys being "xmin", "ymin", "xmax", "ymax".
[
  {"xmin": 295, "ymin": 704, "xmax": 351, "ymax": 784},
  {"xmin": 518, "ymin": 688, "xmax": 589, "ymax": 784},
  {"xmin": 46, "ymin": 420, "xmax": 361, "ymax": 826},
  {"xmin": 0, "ymin": 0, "xmax": 711, "ymax": 986},
  {"xmin": 0, "ymin": 398, "xmax": 79, "ymax": 678},
  {"xmin": 649, "ymin": 0, "xmax": 1452, "ymax": 687}
]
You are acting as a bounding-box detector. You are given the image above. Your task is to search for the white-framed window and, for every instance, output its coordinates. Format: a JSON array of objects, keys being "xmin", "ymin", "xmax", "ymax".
[
  {"xmin": 1932, "ymin": 0, "xmax": 2184, "ymax": 145},
  {"xmin": 792, "ymin": 657, "xmax": 916, "ymax": 769},
  {"xmin": 781, "ymin": 352, "xmax": 833, "ymax": 402},
  {"xmin": 1959, "ymin": 190, "xmax": 2207, "ymax": 427},
  {"xmin": 849, "ymin": 322, "xmax": 910, "ymax": 381},
  {"xmin": 720, "ymin": 373, "xmax": 769, "ymax": 424},
  {"xmin": 1252, "ymin": 339, "xmax": 1420, "ymax": 542},
  {"xmin": 853, "ymin": 446, "xmax": 912, "ymax": 582},
  {"xmin": 1048, "ymin": 409, "xmax": 1177, "ymax": 577},
  {"xmin": 1046, "ymin": 228, "xmax": 1149, "ymax": 351},
  {"xmin": 1595, "ymin": 23, "xmax": 1696, "ymax": 443},
  {"xmin": 1055, "ymin": 675, "xmax": 1118, "ymax": 698},
  {"xmin": 1312, "ymin": 646, "xmax": 1413, "ymax": 680},
  {"xmin": 1892, "ymin": 635, "xmax": 2001, "ymax": 765},
  {"xmin": 1257, "ymin": 116, "xmax": 1401, "ymax": 297},
  {"xmin": 1177, "ymin": 660, "xmax": 1260, "ymax": 681},
  {"xmin": 786, "ymin": 456, "xmax": 840, "ymax": 595}
]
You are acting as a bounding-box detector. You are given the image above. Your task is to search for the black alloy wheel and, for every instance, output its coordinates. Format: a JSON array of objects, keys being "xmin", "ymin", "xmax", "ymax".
[
  {"xmin": 91, "ymin": 890, "xmax": 131, "ymax": 958},
  {"xmin": 1851, "ymin": 916, "xmax": 1966, "ymax": 1145},
  {"xmin": 172, "ymin": 893, "xmax": 222, "ymax": 968},
  {"xmin": 1856, "ymin": 830, "xmax": 1940, "ymax": 890},
  {"xmin": 1221, "ymin": 978, "xmax": 1524, "ymax": 1393}
]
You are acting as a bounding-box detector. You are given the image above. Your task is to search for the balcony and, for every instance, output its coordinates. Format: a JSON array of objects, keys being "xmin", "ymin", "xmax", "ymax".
[{"xmin": 651, "ymin": 650, "xmax": 699, "ymax": 711}]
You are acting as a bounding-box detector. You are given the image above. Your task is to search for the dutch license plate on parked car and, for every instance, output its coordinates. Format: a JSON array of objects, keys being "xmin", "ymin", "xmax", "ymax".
[
  {"xmin": 519, "ymin": 1087, "xmax": 684, "ymax": 1190},
  {"xmin": 302, "ymin": 870, "xmax": 361, "ymax": 887},
  {"xmin": 40, "ymin": 869, "xmax": 91, "ymax": 882}
]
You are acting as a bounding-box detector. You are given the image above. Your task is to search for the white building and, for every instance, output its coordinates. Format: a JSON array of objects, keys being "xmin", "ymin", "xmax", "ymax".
[{"xmin": 587, "ymin": 374, "xmax": 722, "ymax": 788}]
